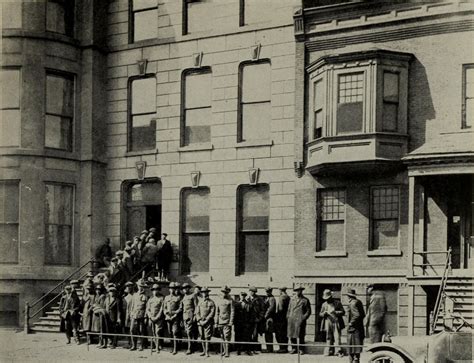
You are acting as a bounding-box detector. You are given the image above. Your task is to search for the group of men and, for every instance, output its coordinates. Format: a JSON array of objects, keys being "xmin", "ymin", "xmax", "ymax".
[
  {"xmin": 59, "ymin": 278, "xmax": 313, "ymax": 358},
  {"xmin": 319, "ymin": 285, "xmax": 387, "ymax": 363},
  {"xmin": 94, "ymin": 230, "xmax": 174, "ymax": 285}
]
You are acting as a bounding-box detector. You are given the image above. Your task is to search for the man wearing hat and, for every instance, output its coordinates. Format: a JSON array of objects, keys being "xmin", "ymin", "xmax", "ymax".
[
  {"xmin": 59, "ymin": 285, "xmax": 81, "ymax": 344},
  {"xmin": 82, "ymin": 272, "xmax": 95, "ymax": 298},
  {"xmin": 156, "ymin": 233, "xmax": 173, "ymax": 281},
  {"xmin": 234, "ymin": 291, "xmax": 251, "ymax": 355},
  {"xmin": 262, "ymin": 287, "xmax": 276, "ymax": 353},
  {"xmin": 92, "ymin": 284, "xmax": 108, "ymax": 348},
  {"xmin": 216, "ymin": 286, "xmax": 234, "ymax": 358},
  {"xmin": 319, "ymin": 289, "xmax": 345, "ymax": 357},
  {"xmin": 122, "ymin": 281, "xmax": 135, "ymax": 348},
  {"xmin": 107, "ymin": 257, "xmax": 126, "ymax": 289},
  {"xmin": 346, "ymin": 288, "xmax": 365, "ymax": 363},
  {"xmin": 105, "ymin": 285, "xmax": 123, "ymax": 349},
  {"xmin": 164, "ymin": 282, "xmax": 183, "ymax": 354},
  {"xmin": 195, "ymin": 287, "xmax": 215, "ymax": 357},
  {"xmin": 129, "ymin": 279, "xmax": 149, "ymax": 351},
  {"xmin": 81, "ymin": 282, "xmax": 96, "ymax": 344},
  {"xmin": 365, "ymin": 284, "xmax": 387, "ymax": 343},
  {"xmin": 122, "ymin": 244, "xmax": 135, "ymax": 279},
  {"xmin": 146, "ymin": 284, "xmax": 165, "ymax": 352},
  {"xmin": 275, "ymin": 287, "xmax": 290, "ymax": 353},
  {"xmin": 180, "ymin": 283, "xmax": 197, "ymax": 355},
  {"xmin": 95, "ymin": 238, "xmax": 113, "ymax": 267},
  {"xmin": 247, "ymin": 286, "xmax": 264, "ymax": 353},
  {"xmin": 287, "ymin": 286, "xmax": 311, "ymax": 355}
]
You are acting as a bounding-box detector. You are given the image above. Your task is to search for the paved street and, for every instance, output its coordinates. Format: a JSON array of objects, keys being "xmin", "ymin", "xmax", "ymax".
[{"xmin": 0, "ymin": 330, "xmax": 370, "ymax": 363}]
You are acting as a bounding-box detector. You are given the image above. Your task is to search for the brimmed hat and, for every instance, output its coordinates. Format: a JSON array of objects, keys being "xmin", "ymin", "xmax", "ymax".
[
  {"xmin": 201, "ymin": 286, "xmax": 210, "ymax": 293},
  {"xmin": 125, "ymin": 240, "xmax": 133, "ymax": 246},
  {"xmin": 240, "ymin": 291, "xmax": 247, "ymax": 296},
  {"xmin": 137, "ymin": 279, "xmax": 148, "ymax": 288},
  {"xmin": 70, "ymin": 279, "xmax": 79, "ymax": 285},
  {"xmin": 169, "ymin": 282, "xmax": 176, "ymax": 288},
  {"xmin": 95, "ymin": 284, "xmax": 104, "ymax": 290},
  {"xmin": 115, "ymin": 250, "xmax": 124, "ymax": 256},
  {"xmin": 141, "ymin": 230, "xmax": 149, "ymax": 235},
  {"xmin": 108, "ymin": 286, "xmax": 117, "ymax": 292},
  {"xmin": 182, "ymin": 283, "xmax": 191, "ymax": 289},
  {"xmin": 174, "ymin": 282, "xmax": 181, "ymax": 289},
  {"xmin": 265, "ymin": 287, "xmax": 273, "ymax": 292},
  {"xmin": 293, "ymin": 286, "xmax": 305, "ymax": 291},
  {"xmin": 221, "ymin": 285, "xmax": 231, "ymax": 293},
  {"xmin": 64, "ymin": 285, "xmax": 72, "ymax": 290},
  {"xmin": 346, "ymin": 288, "xmax": 357, "ymax": 298},
  {"xmin": 322, "ymin": 289, "xmax": 332, "ymax": 300},
  {"xmin": 279, "ymin": 286, "xmax": 287, "ymax": 291},
  {"xmin": 249, "ymin": 286, "xmax": 257, "ymax": 292},
  {"xmin": 151, "ymin": 284, "xmax": 161, "ymax": 291}
]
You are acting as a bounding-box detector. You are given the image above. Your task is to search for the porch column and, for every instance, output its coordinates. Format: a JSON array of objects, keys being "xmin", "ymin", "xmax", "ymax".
[{"xmin": 407, "ymin": 176, "xmax": 416, "ymax": 277}]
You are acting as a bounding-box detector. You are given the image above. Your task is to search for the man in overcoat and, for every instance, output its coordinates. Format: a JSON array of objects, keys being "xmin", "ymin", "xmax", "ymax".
[
  {"xmin": 346, "ymin": 288, "xmax": 365, "ymax": 363},
  {"xmin": 59, "ymin": 285, "xmax": 81, "ymax": 344},
  {"xmin": 216, "ymin": 285, "xmax": 234, "ymax": 358},
  {"xmin": 275, "ymin": 286, "xmax": 290, "ymax": 353},
  {"xmin": 319, "ymin": 289, "xmax": 345, "ymax": 357},
  {"xmin": 286, "ymin": 286, "xmax": 311, "ymax": 355},
  {"xmin": 105, "ymin": 285, "xmax": 123, "ymax": 349},
  {"xmin": 92, "ymin": 284, "xmax": 108, "ymax": 348},
  {"xmin": 247, "ymin": 286, "xmax": 264, "ymax": 353},
  {"xmin": 234, "ymin": 291, "xmax": 252, "ymax": 356},
  {"xmin": 81, "ymin": 283, "xmax": 96, "ymax": 344},
  {"xmin": 263, "ymin": 287, "xmax": 276, "ymax": 353},
  {"xmin": 366, "ymin": 284, "xmax": 387, "ymax": 343}
]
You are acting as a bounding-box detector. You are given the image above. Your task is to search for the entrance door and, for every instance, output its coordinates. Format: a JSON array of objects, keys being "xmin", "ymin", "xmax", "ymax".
[{"xmin": 146, "ymin": 205, "xmax": 161, "ymax": 236}]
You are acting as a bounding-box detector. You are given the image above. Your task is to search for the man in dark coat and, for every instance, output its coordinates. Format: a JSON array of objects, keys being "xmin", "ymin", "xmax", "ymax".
[
  {"xmin": 247, "ymin": 286, "xmax": 264, "ymax": 353},
  {"xmin": 319, "ymin": 289, "xmax": 345, "ymax": 357},
  {"xmin": 366, "ymin": 284, "xmax": 387, "ymax": 343},
  {"xmin": 156, "ymin": 233, "xmax": 173, "ymax": 281},
  {"xmin": 59, "ymin": 285, "xmax": 81, "ymax": 344},
  {"xmin": 106, "ymin": 257, "xmax": 126, "ymax": 289},
  {"xmin": 95, "ymin": 238, "xmax": 113, "ymax": 267},
  {"xmin": 81, "ymin": 283, "xmax": 96, "ymax": 344},
  {"xmin": 105, "ymin": 286, "xmax": 123, "ymax": 349},
  {"xmin": 275, "ymin": 286, "xmax": 290, "ymax": 353},
  {"xmin": 263, "ymin": 287, "xmax": 276, "ymax": 353},
  {"xmin": 287, "ymin": 286, "xmax": 311, "ymax": 355},
  {"xmin": 92, "ymin": 284, "xmax": 108, "ymax": 348},
  {"xmin": 234, "ymin": 291, "xmax": 252, "ymax": 356},
  {"xmin": 346, "ymin": 288, "xmax": 365, "ymax": 363},
  {"xmin": 215, "ymin": 285, "xmax": 234, "ymax": 358}
]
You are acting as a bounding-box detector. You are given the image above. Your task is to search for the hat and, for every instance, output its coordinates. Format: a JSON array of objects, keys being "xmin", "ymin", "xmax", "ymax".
[
  {"xmin": 107, "ymin": 283, "xmax": 116, "ymax": 288},
  {"xmin": 249, "ymin": 286, "xmax": 257, "ymax": 292},
  {"xmin": 149, "ymin": 228, "xmax": 157, "ymax": 233},
  {"xmin": 115, "ymin": 250, "xmax": 124, "ymax": 256},
  {"xmin": 240, "ymin": 291, "xmax": 247, "ymax": 296},
  {"xmin": 322, "ymin": 289, "xmax": 332, "ymax": 300},
  {"xmin": 125, "ymin": 240, "xmax": 133, "ymax": 246},
  {"xmin": 182, "ymin": 283, "xmax": 191, "ymax": 289},
  {"xmin": 111, "ymin": 257, "xmax": 119, "ymax": 262},
  {"xmin": 279, "ymin": 286, "xmax": 287, "ymax": 291},
  {"xmin": 86, "ymin": 272, "xmax": 94, "ymax": 278},
  {"xmin": 124, "ymin": 246, "xmax": 132, "ymax": 251},
  {"xmin": 293, "ymin": 286, "xmax": 305, "ymax": 291},
  {"xmin": 265, "ymin": 287, "xmax": 273, "ymax": 292},
  {"xmin": 141, "ymin": 230, "xmax": 148, "ymax": 235},
  {"xmin": 95, "ymin": 284, "xmax": 104, "ymax": 290},
  {"xmin": 64, "ymin": 285, "xmax": 72, "ymax": 290},
  {"xmin": 162, "ymin": 232, "xmax": 168, "ymax": 237},
  {"xmin": 70, "ymin": 280, "xmax": 79, "ymax": 285},
  {"xmin": 346, "ymin": 288, "xmax": 357, "ymax": 298},
  {"xmin": 125, "ymin": 281, "xmax": 134, "ymax": 287},
  {"xmin": 221, "ymin": 285, "xmax": 231, "ymax": 293},
  {"xmin": 174, "ymin": 282, "xmax": 181, "ymax": 289},
  {"xmin": 108, "ymin": 286, "xmax": 117, "ymax": 292},
  {"xmin": 169, "ymin": 282, "xmax": 176, "ymax": 288},
  {"xmin": 137, "ymin": 279, "xmax": 148, "ymax": 288},
  {"xmin": 85, "ymin": 282, "xmax": 94, "ymax": 289},
  {"xmin": 367, "ymin": 284, "xmax": 375, "ymax": 289},
  {"xmin": 201, "ymin": 286, "xmax": 210, "ymax": 293},
  {"xmin": 151, "ymin": 284, "xmax": 161, "ymax": 291}
]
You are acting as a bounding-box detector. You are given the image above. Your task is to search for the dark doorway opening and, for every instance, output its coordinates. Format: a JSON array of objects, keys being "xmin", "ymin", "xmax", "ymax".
[{"xmin": 146, "ymin": 205, "xmax": 161, "ymax": 236}]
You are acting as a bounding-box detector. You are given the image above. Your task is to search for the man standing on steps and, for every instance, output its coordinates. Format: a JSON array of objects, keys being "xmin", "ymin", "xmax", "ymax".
[
  {"xmin": 157, "ymin": 233, "xmax": 173, "ymax": 281},
  {"xmin": 180, "ymin": 283, "xmax": 197, "ymax": 355},
  {"xmin": 263, "ymin": 287, "xmax": 276, "ymax": 353},
  {"xmin": 164, "ymin": 282, "xmax": 183, "ymax": 355},
  {"xmin": 275, "ymin": 286, "xmax": 290, "ymax": 353},
  {"xmin": 129, "ymin": 279, "xmax": 148, "ymax": 351},
  {"xmin": 105, "ymin": 285, "xmax": 123, "ymax": 349},
  {"xmin": 216, "ymin": 285, "xmax": 234, "ymax": 358},
  {"xmin": 59, "ymin": 285, "xmax": 81, "ymax": 345},
  {"xmin": 196, "ymin": 287, "xmax": 215, "ymax": 357}
]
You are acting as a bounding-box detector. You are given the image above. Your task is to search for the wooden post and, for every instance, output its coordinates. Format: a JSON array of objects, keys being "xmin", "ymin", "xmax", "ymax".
[
  {"xmin": 24, "ymin": 302, "xmax": 30, "ymax": 334},
  {"xmin": 407, "ymin": 176, "xmax": 416, "ymax": 277}
]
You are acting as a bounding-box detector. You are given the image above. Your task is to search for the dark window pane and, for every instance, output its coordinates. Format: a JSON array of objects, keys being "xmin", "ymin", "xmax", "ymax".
[
  {"xmin": 0, "ymin": 224, "xmax": 19, "ymax": 263},
  {"xmin": 46, "ymin": 1, "xmax": 65, "ymax": 34},
  {"xmin": 184, "ymin": 107, "xmax": 211, "ymax": 145},
  {"xmin": 241, "ymin": 102, "xmax": 271, "ymax": 141},
  {"xmin": 0, "ymin": 110, "xmax": 20, "ymax": 147},
  {"xmin": 383, "ymin": 73, "xmax": 399, "ymax": 103},
  {"xmin": 0, "ymin": 182, "xmax": 19, "ymax": 222},
  {"xmin": 182, "ymin": 234, "xmax": 209, "ymax": 273},
  {"xmin": 320, "ymin": 220, "xmax": 344, "ymax": 251},
  {"xmin": 240, "ymin": 233, "xmax": 268, "ymax": 273},
  {"xmin": 0, "ymin": 69, "xmax": 20, "ymax": 108},
  {"xmin": 383, "ymin": 103, "xmax": 398, "ymax": 132},
  {"xmin": 336, "ymin": 102, "xmax": 363, "ymax": 134},
  {"xmin": 45, "ymin": 224, "xmax": 72, "ymax": 265},
  {"xmin": 242, "ymin": 185, "xmax": 269, "ymax": 230},
  {"xmin": 134, "ymin": 10, "xmax": 157, "ymax": 42},
  {"xmin": 131, "ymin": 116, "xmax": 156, "ymax": 151},
  {"xmin": 45, "ymin": 115, "xmax": 72, "ymax": 150},
  {"xmin": 131, "ymin": 77, "xmax": 156, "ymax": 114},
  {"xmin": 1, "ymin": 2, "xmax": 22, "ymax": 29}
]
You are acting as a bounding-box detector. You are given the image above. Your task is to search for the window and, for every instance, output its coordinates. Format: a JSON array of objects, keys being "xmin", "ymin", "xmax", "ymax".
[
  {"xmin": 130, "ymin": 0, "xmax": 158, "ymax": 42},
  {"xmin": 383, "ymin": 72, "xmax": 399, "ymax": 132},
  {"xmin": 371, "ymin": 186, "xmax": 399, "ymax": 250},
  {"xmin": 0, "ymin": 69, "xmax": 21, "ymax": 147},
  {"xmin": 337, "ymin": 72, "xmax": 364, "ymax": 134},
  {"xmin": 46, "ymin": 0, "xmax": 74, "ymax": 36},
  {"xmin": 1, "ymin": 2, "xmax": 22, "ymax": 29},
  {"xmin": 182, "ymin": 69, "xmax": 212, "ymax": 146},
  {"xmin": 237, "ymin": 184, "xmax": 269, "ymax": 274},
  {"xmin": 240, "ymin": 0, "xmax": 271, "ymax": 26},
  {"xmin": 44, "ymin": 183, "xmax": 74, "ymax": 265},
  {"xmin": 0, "ymin": 181, "xmax": 19, "ymax": 263},
  {"xmin": 183, "ymin": 0, "xmax": 215, "ymax": 35},
  {"xmin": 239, "ymin": 61, "xmax": 271, "ymax": 142},
  {"xmin": 45, "ymin": 72, "xmax": 74, "ymax": 151},
  {"xmin": 0, "ymin": 295, "xmax": 19, "ymax": 327},
  {"xmin": 462, "ymin": 65, "xmax": 474, "ymax": 128},
  {"xmin": 313, "ymin": 78, "xmax": 324, "ymax": 139},
  {"xmin": 317, "ymin": 189, "xmax": 345, "ymax": 251},
  {"xmin": 129, "ymin": 76, "xmax": 156, "ymax": 151},
  {"xmin": 181, "ymin": 188, "xmax": 210, "ymax": 274}
]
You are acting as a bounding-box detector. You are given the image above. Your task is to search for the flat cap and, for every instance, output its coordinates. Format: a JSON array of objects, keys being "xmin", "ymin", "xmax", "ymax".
[{"xmin": 249, "ymin": 286, "xmax": 257, "ymax": 292}]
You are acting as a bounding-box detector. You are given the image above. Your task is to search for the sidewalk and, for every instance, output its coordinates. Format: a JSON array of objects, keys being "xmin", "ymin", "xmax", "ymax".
[{"xmin": 0, "ymin": 330, "xmax": 369, "ymax": 362}]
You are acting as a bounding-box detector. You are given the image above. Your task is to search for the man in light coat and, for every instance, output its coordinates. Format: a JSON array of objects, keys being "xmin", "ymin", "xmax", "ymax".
[
  {"xmin": 366, "ymin": 284, "xmax": 387, "ymax": 343},
  {"xmin": 319, "ymin": 289, "xmax": 345, "ymax": 357},
  {"xmin": 286, "ymin": 286, "xmax": 311, "ymax": 355}
]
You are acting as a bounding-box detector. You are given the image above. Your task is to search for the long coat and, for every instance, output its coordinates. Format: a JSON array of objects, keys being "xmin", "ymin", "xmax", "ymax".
[
  {"xmin": 105, "ymin": 296, "xmax": 123, "ymax": 324},
  {"xmin": 319, "ymin": 299, "xmax": 345, "ymax": 332},
  {"xmin": 59, "ymin": 293, "xmax": 80, "ymax": 332},
  {"xmin": 347, "ymin": 298, "xmax": 366, "ymax": 354},
  {"xmin": 287, "ymin": 295, "xmax": 311, "ymax": 339},
  {"xmin": 91, "ymin": 293, "xmax": 107, "ymax": 333},
  {"xmin": 81, "ymin": 293, "xmax": 96, "ymax": 332}
]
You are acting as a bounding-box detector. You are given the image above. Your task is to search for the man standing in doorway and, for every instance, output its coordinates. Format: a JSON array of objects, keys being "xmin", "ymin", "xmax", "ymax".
[
  {"xmin": 319, "ymin": 289, "xmax": 345, "ymax": 357},
  {"xmin": 157, "ymin": 233, "xmax": 173, "ymax": 281}
]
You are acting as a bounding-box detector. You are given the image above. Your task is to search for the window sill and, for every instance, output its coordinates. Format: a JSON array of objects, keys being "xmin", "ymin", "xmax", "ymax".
[
  {"xmin": 178, "ymin": 143, "xmax": 214, "ymax": 152},
  {"xmin": 367, "ymin": 249, "xmax": 402, "ymax": 257},
  {"xmin": 124, "ymin": 149, "xmax": 159, "ymax": 157},
  {"xmin": 314, "ymin": 250, "xmax": 348, "ymax": 257},
  {"xmin": 235, "ymin": 139, "xmax": 273, "ymax": 148}
]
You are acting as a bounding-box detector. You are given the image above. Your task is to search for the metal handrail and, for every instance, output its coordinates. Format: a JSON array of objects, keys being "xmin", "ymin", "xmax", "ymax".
[
  {"xmin": 129, "ymin": 262, "xmax": 154, "ymax": 282},
  {"xmin": 430, "ymin": 247, "xmax": 451, "ymax": 335}
]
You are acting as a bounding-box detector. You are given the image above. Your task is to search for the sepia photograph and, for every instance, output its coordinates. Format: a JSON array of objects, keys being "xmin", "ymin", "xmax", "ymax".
[{"xmin": 0, "ymin": 0, "xmax": 472, "ymax": 362}]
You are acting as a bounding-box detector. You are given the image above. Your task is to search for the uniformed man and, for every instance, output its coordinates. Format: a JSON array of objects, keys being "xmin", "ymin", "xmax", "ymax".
[
  {"xmin": 129, "ymin": 279, "xmax": 148, "ymax": 351},
  {"xmin": 275, "ymin": 286, "xmax": 290, "ymax": 353},
  {"xmin": 105, "ymin": 285, "xmax": 123, "ymax": 349},
  {"xmin": 234, "ymin": 291, "xmax": 251, "ymax": 355},
  {"xmin": 216, "ymin": 285, "xmax": 234, "ymax": 358},
  {"xmin": 164, "ymin": 282, "xmax": 183, "ymax": 355},
  {"xmin": 146, "ymin": 284, "xmax": 165, "ymax": 352},
  {"xmin": 195, "ymin": 287, "xmax": 215, "ymax": 357},
  {"xmin": 263, "ymin": 287, "xmax": 276, "ymax": 353},
  {"xmin": 247, "ymin": 286, "xmax": 264, "ymax": 354},
  {"xmin": 122, "ymin": 281, "xmax": 134, "ymax": 348},
  {"xmin": 180, "ymin": 283, "xmax": 196, "ymax": 355}
]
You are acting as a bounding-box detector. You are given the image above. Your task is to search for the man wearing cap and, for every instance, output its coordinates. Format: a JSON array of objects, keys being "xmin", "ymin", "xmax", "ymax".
[
  {"xmin": 157, "ymin": 233, "xmax": 173, "ymax": 281},
  {"xmin": 275, "ymin": 287, "xmax": 290, "ymax": 353},
  {"xmin": 287, "ymin": 286, "xmax": 311, "ymax": 355},
  {"xmin": 234, "ymin": 292, "xmax": 251, "ymax": 355},
  {"xmin": 129, "ymin": 279, "xmax": 148, "ymax": 351},
  {"xmin": 346, "ymin": 288, "xmax": 365, "ymax": 363},
  {"xmin": 216, "ymin": 285, "xmax": 234, "ymax": 358},
  {"xmin": 262, "ymin": 287, "xmax": 276, "ymax": 353},
  {"xmin": 107, "ymin": 257, "xmax": 126, "ymax": 289},
  {"xmin": 247, "ymin": 286, "xmax": 264, "ymax": 353},
  {"xmin": 81, "ymin": 282, "xmax": 96, "ymax": 344},
  {"xmin": 92, "ymin": 284, "xmax": 108, "ymax": 348},
  {"xmin": 164, "ymin": 282, "xmax": 183, "ymax": 354},
  {"xmin": 146, "ymin": 284, "xmax": 165, "ymax": 352},
  {"xmin": 319, "ymin": 289, "xmax": 345, "ymax": 357},
  {"xmin": 82, "ymin": 272, "xmax": 95, "ymax": 298},
  {"xmin": 195, "ymin": 287, "xmax": 215, "ymax": 357},
  {"xmin": 122, "ymin": 281, "xmax": 134, "ymax": 348},
  {"xmin": 365, "ymin": 284, "xmax": 387, "ymax": 344},
  {"xmin": 180, "ymin": 283, "xmax": 197, "ymax": 355},
  {"xmin": 105, "ymin": 285, "xmax": 123, "ymax": 349},
  {"xmin": 59, "ymin": 285, "xmax": 81, "ymax": 344}
]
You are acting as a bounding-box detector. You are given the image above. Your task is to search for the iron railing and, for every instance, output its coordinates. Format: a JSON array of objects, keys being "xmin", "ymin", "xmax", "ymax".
[{"xmin": 429, "ymin": 248, "xmax": 452, "ymax": 335}]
